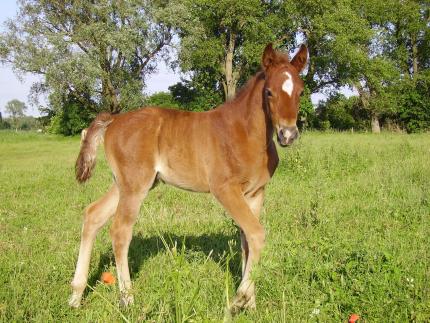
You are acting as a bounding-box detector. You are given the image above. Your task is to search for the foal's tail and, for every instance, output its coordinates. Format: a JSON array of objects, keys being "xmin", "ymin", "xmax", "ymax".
[{"xmin": 75, "ymin": 113, "xmax": 113, "ymax": 183}]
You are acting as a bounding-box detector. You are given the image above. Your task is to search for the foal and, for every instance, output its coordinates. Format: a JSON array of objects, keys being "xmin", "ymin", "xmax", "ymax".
[{"xmin": 69, "ymin": 43, "xmax": 308, "ymax": 312}]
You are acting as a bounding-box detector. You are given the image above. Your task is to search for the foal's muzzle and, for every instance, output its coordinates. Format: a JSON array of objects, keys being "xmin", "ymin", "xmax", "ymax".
[{"xmin": 277, "ymin": 126, "xmax": 299, "ymax": 147}]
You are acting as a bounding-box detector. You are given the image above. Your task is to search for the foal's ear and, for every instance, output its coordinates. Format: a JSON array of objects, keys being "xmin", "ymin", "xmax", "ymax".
[
  {"xmin": 291, "ymin": 44, "xmax": 308, "ymax": 73},
  {"xmin": 262, "ymin": 43, "xmax": 276, "ymax": 70}
]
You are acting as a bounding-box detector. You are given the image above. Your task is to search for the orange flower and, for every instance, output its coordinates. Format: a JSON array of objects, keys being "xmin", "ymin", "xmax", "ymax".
[
  {"xmin": 349, "ymin": 313, "xmax": 360, "ymax": 323},
  {"xmin": 101, "ymin": 272, "xmax": 116, "ymax": 285}
]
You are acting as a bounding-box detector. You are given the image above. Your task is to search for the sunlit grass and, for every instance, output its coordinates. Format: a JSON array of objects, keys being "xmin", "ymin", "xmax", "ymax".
[{"xmin": 0, "ymin": 130, "xmax": 429, "ymax": 321}]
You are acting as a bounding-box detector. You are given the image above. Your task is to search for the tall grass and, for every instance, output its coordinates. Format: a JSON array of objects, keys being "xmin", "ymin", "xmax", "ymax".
[{"xmin": 0, "ymin": 130, "xmax": 429, "ymax": 321}]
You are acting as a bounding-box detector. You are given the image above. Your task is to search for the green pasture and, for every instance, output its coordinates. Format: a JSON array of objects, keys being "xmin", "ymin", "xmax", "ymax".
[{"xmin": 0, "ymin": 131, "xmax": 429, "ymax": 322}]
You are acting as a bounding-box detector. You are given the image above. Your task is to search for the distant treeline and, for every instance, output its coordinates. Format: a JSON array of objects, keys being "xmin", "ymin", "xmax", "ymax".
[
  {"xmin": 0, "ymin": 115, "xmax": 41, "ymax": 131},
  {"xmin": 1, "ymin": 0, "xmax": 428, "ymax": 135}
]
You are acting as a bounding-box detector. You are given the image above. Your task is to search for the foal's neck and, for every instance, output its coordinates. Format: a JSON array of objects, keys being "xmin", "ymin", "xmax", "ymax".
[{"xmin": 222, "ymin": 72, "xmax": 274, "ymax": 146}]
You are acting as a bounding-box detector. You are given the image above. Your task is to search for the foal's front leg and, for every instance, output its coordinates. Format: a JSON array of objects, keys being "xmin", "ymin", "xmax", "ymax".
[
  {"xmin": 241, "ymin": 189, "xmax": 265, "ymax": 276},
  {"xmin": 213, "ymin": 184, "xmax": 266, "ymax": 313},
  {"xmin": 109, "ymin": 169, "xmax": 155, "ymax": 306}
]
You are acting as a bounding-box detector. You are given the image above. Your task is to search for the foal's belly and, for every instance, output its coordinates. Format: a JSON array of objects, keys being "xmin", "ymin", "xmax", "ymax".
[{"xmin": 154, "ymin": 158, "xmax": 210, "ymax": 193}]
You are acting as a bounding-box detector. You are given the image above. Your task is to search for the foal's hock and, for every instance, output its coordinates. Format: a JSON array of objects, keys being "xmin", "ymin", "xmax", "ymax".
[{"xmin": 69, "ymin": 43, "xmax": 308, "ymax": 313}]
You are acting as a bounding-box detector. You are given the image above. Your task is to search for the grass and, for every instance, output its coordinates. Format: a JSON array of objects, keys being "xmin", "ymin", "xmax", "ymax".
[{"xmin": 0, "ymin": 130, "xmax": 429, "ymax": 322}]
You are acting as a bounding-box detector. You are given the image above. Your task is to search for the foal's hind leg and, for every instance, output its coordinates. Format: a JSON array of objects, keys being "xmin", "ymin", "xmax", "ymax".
[
  {"xmin": 110, "ymin": 171, "xmax": 156, "ymax": 306},
  {"xmin": 212, "ymin": 184, "xmax": 265, "ymax": 313},
  {"xmin": 69, "ymin": 184, "xmax": 119, "ymax": 307}
]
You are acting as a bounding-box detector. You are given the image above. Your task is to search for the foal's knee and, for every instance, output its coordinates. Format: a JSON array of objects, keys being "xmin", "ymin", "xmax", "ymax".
[{"xmin": 247, "ymin": 228, "xmax": 265, "ymax": 255}]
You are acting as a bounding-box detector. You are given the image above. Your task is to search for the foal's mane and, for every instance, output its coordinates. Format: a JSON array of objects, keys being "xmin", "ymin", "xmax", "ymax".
[
  {"xmin": 228, "ymin": 51, "xmax": 290, "ymax": 104},
  {"xmin": 228, "ymin": 71, "xmax": 266, "ymax": 104}
]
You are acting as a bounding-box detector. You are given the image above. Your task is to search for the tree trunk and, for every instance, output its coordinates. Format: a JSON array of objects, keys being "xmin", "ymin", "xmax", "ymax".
[
  {"xmin": 223, "ymin": 31, "xmax": 237, "ymax": 101},
  {"xmin": 354, "ymin": 81, "xmax": 381, "ymax": 133},
  {"xmin": 371, "ymin": 115, "xmax": 381, "ymax": 133},
  {"xmin": 102, "ymin": 78, "xmax": 120, "ymax": 113},
  {"xmin": 411, "ymin": 33, "xmax": 419, "ymax": 77}
]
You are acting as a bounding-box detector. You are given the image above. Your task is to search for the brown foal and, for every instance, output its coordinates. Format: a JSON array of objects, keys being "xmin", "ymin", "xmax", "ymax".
[{"xmin": 69, "ymin": 43, "xmax": 308, "ymax": 312}]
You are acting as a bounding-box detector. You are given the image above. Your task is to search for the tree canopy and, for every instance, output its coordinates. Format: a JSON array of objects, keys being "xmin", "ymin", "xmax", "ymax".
[
  {"xmin": 0, "ymin": 0, "xmax": 177, "ymax": 114},
  {"xmin": 1, "ymin": 0, "xmax": 429, "ymax": 134},
  {"xmin": 4, "ymin": 99, "xmax": 27, "ymax": 130},
  {"xmin": 176, "ymin": 0, "xmax": 293, "ymax": 100}
]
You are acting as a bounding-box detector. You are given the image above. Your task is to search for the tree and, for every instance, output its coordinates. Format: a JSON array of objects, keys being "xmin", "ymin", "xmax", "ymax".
[
  {"xmin": 48, "ymin": 95, "xmax": 93, "ymax": 135},
  {"xmin": 0, "ymin": 111, "xmax": 11, "ymax": 130},
  {"xmin": 284, "ymin": 0, "xmax": 430, "ymax": 132},
  {"xmin": 144, "ymin": 92, "xmax": 181, "ymax": 109},
  {"xmin": 317, "ymin": 94, "xmax": 368, "ymax": 131},
  {"xmin": 4, "ymin": 99, "xmax": 27, "ymax": 131},
  {"xmin": 278, "ymin": 0, "xmax": 373, "ymax": 94},
  {"xmin": 176, "ymin": 0, "xmax": 293, "ymax": 101},
  {"xmin": 351, "ymin": 0, "xmax": 429, "ymax": 132},
  {"xmin": 274, "ymin": 0, "xmax": 389, "ymax": 132},
  {"xmin": 168, "ymin": 78, "xmax": 223, "ymax": 111},
  {"xmin": 370, "ymin": 0, "xmax": 429, "ymax": 78},
  {"xmin": 395, "ymin": 70, "xmax": 430, "ymax": 133},
  {"xmin": 0, "ymin": 0, "xmax": 176, "ymax": 115}
]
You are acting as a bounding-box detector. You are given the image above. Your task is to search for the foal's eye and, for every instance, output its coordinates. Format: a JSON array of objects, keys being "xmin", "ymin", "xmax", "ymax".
[{"xmin": 265, "ymin": 89, "xmax": 273, "ymax": 97}]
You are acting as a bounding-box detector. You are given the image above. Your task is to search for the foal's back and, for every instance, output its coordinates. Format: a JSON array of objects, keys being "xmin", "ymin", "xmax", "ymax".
[{"xmin": 104, "ymin": 107, "xmax": 219, "ymax": 192}]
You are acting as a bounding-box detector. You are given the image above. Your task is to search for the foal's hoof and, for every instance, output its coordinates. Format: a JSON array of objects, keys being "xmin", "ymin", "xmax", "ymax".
[
  {"xmin": 120, "ymin": 293, "xmax": 134, "ymax": 307},
  {"xmin": 68, "ymin": 293, "xmax": 82, "ymax": 308},
  {"xmin": 229, "ymin": 292, "xmax": 256, "ymax": 315}
]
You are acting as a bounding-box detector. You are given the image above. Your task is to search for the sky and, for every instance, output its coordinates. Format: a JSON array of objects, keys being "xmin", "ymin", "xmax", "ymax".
[{"xmin": 0, "ymin": 1, "xmax": 346, "ymax": 118}]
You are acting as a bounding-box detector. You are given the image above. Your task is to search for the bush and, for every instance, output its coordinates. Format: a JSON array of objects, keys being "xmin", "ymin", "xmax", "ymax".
[
  {"xmin": 144, "ymin": 92, "xmax": 181, "ymax": 109},
  {"xmin": 0, "ymin": 120, "xmax": 11, "ymax": 130},
  {"xmin": 48, "ymin": 99, "xmax": 93, "ymax": 136},
  {"xmin": 298, "ymin": 86, "xmax": 318, "ymax": 130},
  {"xmin": 316, "ymin": 95, "xmax": 366, "ymax": 131},
  {"xmin": 169, "ymin": 80, "xmax": 222, "ymax": 112},
  {"xmin": 395, "ymin": 72, "xmax": 430, "ymax": 133}
]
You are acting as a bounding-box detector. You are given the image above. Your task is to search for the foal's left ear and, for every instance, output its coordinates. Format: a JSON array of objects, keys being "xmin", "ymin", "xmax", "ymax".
[{"xmin": 291, "ymin": 44, "xmax": 308, "ymax": 73}]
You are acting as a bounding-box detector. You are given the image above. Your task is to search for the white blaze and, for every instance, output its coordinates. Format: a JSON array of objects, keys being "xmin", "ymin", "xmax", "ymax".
[
  {"xmin": 282, "ymin": 71, "xmax": 294, "ymax": 96},
  {"xmin": 283, "ymin": 128, "xmax": 292, "ymax": 139}
]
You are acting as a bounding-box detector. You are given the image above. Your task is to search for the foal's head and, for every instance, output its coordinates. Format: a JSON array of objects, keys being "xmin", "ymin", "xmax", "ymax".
[{"xmin": 262, "ymin": 43, "xmax": 308, "ymax": 146}]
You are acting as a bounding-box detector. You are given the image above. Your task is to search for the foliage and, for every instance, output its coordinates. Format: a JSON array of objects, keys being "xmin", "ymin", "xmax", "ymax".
[
  {"xmin": 169, "ymin": 78, "xmax": 223, "ymax": 111},
  {"xmin": 1, "ymin": 132, "xmax": 429, "ymax": 321},
  {"xmin": 4, "ymin": 99, "xmax": 27, "ymax": 130},
  {"xmin": 144, "ymin": 82, "xmax": 223, "ymax": 112},
  {"xmin": 298, "ymin": 85, "xmax": 317, "ymax": 130},
  {"xmin": 0, "ymin": 119, "xmax": 11, "ymax": 130},
  {"xmin": 4, "ymin": 99, "xmax": 27, "ymax": 118},
  {"xmin": 18, "ymin": 116, "xmax": 41, "ymax": 131},
  {"xmin": 176, "ymin": 0, "xmax": 292, "ymax": 100},
  {"xmin": 48, "ymin": 97, "xmax": 93, "ymax": 136},
  {"xmin": 1, "ymin": 0, "xmax": 430, "ymax": 133},
  {"xmin": 0, "ymin": 0, "xmax": 177, "ymax": 113},
  {"xmin": 144, "ymin": 92, "xmax": 181, "ymax": 109},
  {"xmin": 0, "ymin": 116, "xmax": 41, "ymax": 131},
  {"xmin": 317, "ymin": 94, "xmax": 368, "ymax": 131},
  {"xmin": 395, "ymin": 72, "xmax": 430, "ymax": 133}
]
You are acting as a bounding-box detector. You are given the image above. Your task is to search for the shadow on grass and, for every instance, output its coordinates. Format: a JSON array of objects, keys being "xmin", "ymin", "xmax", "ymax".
[{"xmin": 85, "ymin": 231, "xmax": 241, "ymax": 298}]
